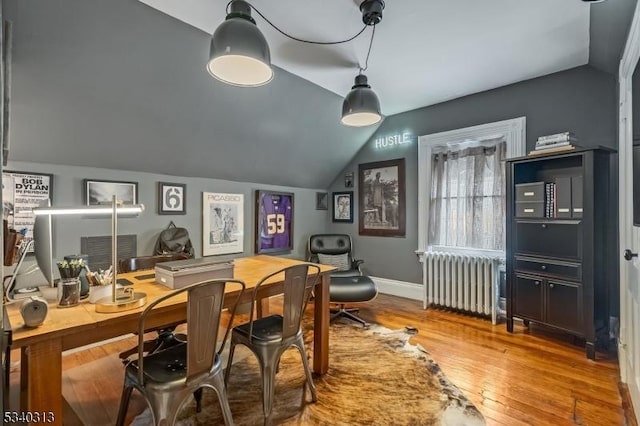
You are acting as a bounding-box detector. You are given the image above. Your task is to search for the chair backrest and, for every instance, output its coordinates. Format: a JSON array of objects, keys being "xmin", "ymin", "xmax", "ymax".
[
  {"xmin": 249, "ymin": 263, "xmax": 321, "ymax": 341},
  {"xmin": 136, "ymin": 278, "xmax": 246, "ymax": 385},
  {"xmin": 308, "ymin": 234, "xmax": 356, "ymax": 272},
  {"xmin": 308, "ymin": 234, "xmax": 353, "ymax": 258},
  {"xmin": 118, "ymin": 253, "xmax": 191, "ymax": 273}
]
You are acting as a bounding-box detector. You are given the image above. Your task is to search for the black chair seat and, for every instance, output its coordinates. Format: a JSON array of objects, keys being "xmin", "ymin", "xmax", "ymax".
[
  {"xmin": 127, "ymin": 342, "xmax": 189, "ymax": 384},
  {"xmin": 330, "ymin": 275, "xmax": 377, "ymax": 303},
  {"xmin": 329, "ymin": 269, "xmax": 362, "ymax": 278},
  {"xmin": 233, "ymin": 314, "xmax": 288, "ymax": 343}
]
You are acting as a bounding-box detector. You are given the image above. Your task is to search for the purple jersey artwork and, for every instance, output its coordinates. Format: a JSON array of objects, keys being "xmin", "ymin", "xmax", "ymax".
[{"xmin": 257, "ymin": 191, "xmax": 293, "ymax": 253}]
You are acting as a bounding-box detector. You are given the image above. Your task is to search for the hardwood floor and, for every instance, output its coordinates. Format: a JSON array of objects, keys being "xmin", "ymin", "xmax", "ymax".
[{"xmin": 9, "ymin": 293, "xmax": 629, "ymax": 425}]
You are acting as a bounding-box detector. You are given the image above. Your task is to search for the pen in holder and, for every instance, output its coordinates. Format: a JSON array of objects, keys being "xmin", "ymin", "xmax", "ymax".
[{"xmin": 56, "ymin": 259, "xmax": 84, "ymax": 308}]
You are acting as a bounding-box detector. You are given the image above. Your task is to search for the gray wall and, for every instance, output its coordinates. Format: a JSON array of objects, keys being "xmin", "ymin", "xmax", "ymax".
[
  {"xmin": 9, "ymin": 160, "xmax": 328, "ymax": 288},
  {"xmin": 327, "ymin": 65, "xmax": 618, "ymax": 284}
]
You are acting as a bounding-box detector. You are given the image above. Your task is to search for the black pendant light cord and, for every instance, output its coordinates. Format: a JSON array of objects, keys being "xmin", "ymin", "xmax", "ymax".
[
  {"xmin": 226, "ymin": 1, "xmax": 368, "ymax": 45},
  {"xmin": 359, "ymin": 25, "xmax": 375, "ymax": 73}
]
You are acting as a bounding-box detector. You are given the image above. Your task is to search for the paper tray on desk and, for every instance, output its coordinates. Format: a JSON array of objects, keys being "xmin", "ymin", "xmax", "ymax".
[{"xmin": 155, "ymin": 258, "xmax": 234, "ymax": 289}]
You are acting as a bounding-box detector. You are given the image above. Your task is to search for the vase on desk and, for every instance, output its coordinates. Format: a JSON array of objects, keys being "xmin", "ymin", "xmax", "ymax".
[{"xmin": 57, "ymin": 278, "xmax": 81, "ymax": 307}]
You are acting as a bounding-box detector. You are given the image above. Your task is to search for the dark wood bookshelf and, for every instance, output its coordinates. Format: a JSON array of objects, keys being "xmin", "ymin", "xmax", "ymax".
[{"xmin": 506, "ymin": 147, "xmax": 614, "ymax": 359}]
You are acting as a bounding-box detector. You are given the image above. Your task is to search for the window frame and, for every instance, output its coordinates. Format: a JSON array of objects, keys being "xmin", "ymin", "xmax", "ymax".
[{"xmin": 417, "ymin": 117, "xmax": 526, "ymax": 255}]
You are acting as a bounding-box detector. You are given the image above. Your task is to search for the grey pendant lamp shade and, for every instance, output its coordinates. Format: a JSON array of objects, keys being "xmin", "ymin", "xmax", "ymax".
[
  {"xmin": 206, "ymin": 0, "xmax": 273, "ymax": 87},
  {"xmin": 341, "ymin": 74, "xmax": 382, "ymax": 127}
]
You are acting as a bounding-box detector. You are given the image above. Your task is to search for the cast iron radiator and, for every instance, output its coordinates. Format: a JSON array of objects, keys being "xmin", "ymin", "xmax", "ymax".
[{"xmin": 422, "ymin": 251, "xmax": 501, "ymax": 324}]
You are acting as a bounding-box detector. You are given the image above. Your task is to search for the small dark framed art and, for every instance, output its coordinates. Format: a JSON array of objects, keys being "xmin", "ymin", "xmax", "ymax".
[
  {"xmin": 316, "ymin": 192, "xmax": 328, "ymax": 210},
  {"xmin": 84, "ymin": 179, "xmax": 138, "ymax": 206},
  {"xmin": 344, "ymin": 171, "xmax": 354, "ymax": 188},
  {"xmin": 158, "ymin": 182, "xmax": 186, "ymax": 215},
  {"xmin": 332, "ymin": 191, "xmax": 353, "ymax": 223},
  {"xmin": 255, "ymin": 190, "xmax": 294, "ymax": 254}
]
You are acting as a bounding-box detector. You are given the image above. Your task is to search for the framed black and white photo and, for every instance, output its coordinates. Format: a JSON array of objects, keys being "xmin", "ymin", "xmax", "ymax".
[
  {"xmin": 332, "ymin": 191, "xmax": 353, "ymax": 223},
  {"xmin": 2, "ymin": 170, "xmax": 53, "ymax": 252},
  {"xmin": 158, "ymin": 182, "xmax": 186, "ymax": 215},
  {"xmin": 84, "ymin": 179, "xmax": 138, "ymax": 206},
  {"xmin": 316, "ymin": 192, "xmax": 328, "ymax": 210},
  {"xmin": 358, "ymin": 158, "xmax": 406, "ymax": 237},
  {"xmin": 202, "ymin": 192, "xmax": 244, "ymax": 256}
]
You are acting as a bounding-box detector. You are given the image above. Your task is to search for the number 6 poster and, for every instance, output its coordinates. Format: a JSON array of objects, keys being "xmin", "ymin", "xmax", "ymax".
[{"xmin": 255, "ymin": 190, "xmax": 294, "ymax": 254}]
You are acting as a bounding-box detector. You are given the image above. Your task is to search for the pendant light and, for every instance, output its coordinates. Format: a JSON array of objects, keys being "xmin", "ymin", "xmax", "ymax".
[
  {"xmin": 207, "ymin": 0, "xmax": 273, "ymax": 87},
  {"xmin": 341, "ymin": 0, "xmax": 385, "ymax": 127},
  {"xmin": 341, "ymin": 73, "xmax": 382, "ymax": 127},
  {"xmin": 206, "ymin": 0, "xmax": 386, "ymax": 125}
]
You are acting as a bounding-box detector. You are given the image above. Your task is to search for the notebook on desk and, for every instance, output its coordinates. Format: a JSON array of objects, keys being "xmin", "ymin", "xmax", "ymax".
[
  {"xmin": 155, "ymin": 257, "xmax": 235, "ymax": 272},
  {"xmin": 155, "ymin": 257, "xmax": 235, "ymax": 289}
]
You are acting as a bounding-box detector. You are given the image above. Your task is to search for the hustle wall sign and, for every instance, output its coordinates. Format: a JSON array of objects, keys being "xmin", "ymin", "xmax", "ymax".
[{"xmin": 373, "ymin": 131, "xmax": 414, "ymax": 149}]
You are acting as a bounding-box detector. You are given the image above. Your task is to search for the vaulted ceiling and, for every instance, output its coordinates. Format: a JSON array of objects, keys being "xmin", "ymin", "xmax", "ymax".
[{"xmin": 3, "ymin": 0, "xmax": 635, "ymax": 188}]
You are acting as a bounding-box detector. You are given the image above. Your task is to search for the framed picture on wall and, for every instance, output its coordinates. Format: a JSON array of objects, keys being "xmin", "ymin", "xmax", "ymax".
[
  {"xmin": 332, "ymin": 191, "xmax": 353, "ymax": 223},
  {"xmin": 84, "ymin": 179, "xmax": 138, "ymax": 206},
  {"xmin": 2, "ymin": 170, "xmax": 53, "ymax": 252},
  {"xmin": 358, "ymin": 158, "xmax": 406, "ymax": 237},
  {"xmin": 202, "ymin": 192, "xmax": 244, "ymax": 256},
  {"xmin": 316, "ymin": 192, "xmax": 328, "ymax": 210},
  {"xmin": 255, "ymin": 190, "xmax": 294, "ymax": 254},
  {"xmin": 158, "ymin": 182, "xmax": 186, "ymax": 215}
]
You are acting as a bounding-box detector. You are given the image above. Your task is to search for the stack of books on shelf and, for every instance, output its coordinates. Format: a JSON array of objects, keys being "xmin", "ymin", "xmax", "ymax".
[{"xmin": 528, "ymin": 132, "xmax": 578, "ymax": 156}]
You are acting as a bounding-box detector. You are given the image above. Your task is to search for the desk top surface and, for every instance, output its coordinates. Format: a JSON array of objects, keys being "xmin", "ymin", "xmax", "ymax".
[{"xmin": 6, "ymin": 255, "xmax": 333, "ymax": 348}]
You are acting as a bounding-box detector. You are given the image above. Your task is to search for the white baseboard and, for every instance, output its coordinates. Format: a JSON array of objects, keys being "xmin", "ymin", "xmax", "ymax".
[{"xmin": 370, "ymin": 276, "xmax": 423, "ymax": 301}]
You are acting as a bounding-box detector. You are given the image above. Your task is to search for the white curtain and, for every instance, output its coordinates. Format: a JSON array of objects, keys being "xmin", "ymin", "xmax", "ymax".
[{"xmin": 429, "ymin": 137, "xmax": 506, "ymax": 251}]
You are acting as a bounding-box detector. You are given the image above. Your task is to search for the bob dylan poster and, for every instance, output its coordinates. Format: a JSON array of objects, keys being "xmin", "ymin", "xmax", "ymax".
[
  {"xmin": 2, "ymin": 171, "xmax": 53, "ymax": 251},
  {"xmin": 202, "ymin": 192, "xmax": 244, "ymax": 256}
]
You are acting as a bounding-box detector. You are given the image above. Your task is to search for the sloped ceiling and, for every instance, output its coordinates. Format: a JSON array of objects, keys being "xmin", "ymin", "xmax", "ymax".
[{"xmin": 2, "ymin": 0, "xmax": 634, "ymax": 189}]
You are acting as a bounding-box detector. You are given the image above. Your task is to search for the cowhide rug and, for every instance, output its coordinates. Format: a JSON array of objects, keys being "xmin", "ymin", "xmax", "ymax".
[{"xmin": 130, "ymin": 321, "xmax": 485, "ymax": 426}]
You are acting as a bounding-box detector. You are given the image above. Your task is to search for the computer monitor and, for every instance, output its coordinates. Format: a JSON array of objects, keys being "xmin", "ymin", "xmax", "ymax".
[{"xmin": 33, "ymin": 212, "xmax": 55, "ymax": 287}]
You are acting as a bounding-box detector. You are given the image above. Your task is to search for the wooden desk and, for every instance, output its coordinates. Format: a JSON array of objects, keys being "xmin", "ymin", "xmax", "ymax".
[{"xmin": 6, "ymin": 255, "xmax": 334, "ymax": 425}]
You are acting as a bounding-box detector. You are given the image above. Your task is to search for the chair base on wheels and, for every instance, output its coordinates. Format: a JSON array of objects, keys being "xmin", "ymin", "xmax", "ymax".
[
  {"xmin": 330, "ymin": 303, "xmax": 369, "ymax": 327},
  {"xmin": 329, "ymin": 275, "xmax": 377, "ymax": 328}
]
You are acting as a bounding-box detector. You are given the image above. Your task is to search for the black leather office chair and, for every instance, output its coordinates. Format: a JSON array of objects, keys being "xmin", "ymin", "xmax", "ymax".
[{"xmin": 308, "ymin": 234, "xmax": 377, "ymax": 327}]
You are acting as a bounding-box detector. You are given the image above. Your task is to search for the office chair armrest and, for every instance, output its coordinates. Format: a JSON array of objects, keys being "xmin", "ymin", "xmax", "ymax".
[{"xmin": 352, "ymin": 259, "xmax": 364, "ymax": 271}]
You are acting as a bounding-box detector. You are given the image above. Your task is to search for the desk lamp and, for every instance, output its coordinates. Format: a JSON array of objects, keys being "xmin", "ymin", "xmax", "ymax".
[{"xmin": 32, "ymin": 195, "xmax": 147, "ymax": 313}]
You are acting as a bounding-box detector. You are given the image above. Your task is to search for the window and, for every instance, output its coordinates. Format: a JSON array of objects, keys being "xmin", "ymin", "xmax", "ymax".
[
  {"xmin": 417, "ymin": 117, "xmax": 526, "ymax": 254},
  {"xmin": 429, "ymin": 140, "xmax": 506, "ymax": 250}
]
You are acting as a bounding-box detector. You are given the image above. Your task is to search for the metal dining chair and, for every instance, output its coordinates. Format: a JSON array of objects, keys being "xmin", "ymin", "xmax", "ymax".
[
  {"xmin": 115, "ymin": 278, "xmax": 246, "ymax": 426},
  {"xmin": 117, "ymin": 253, "xmax": 192, "ymax": 363},
  {"xmin": 224, "ymin": 263, "xmax": 320, "ymax": 425}
]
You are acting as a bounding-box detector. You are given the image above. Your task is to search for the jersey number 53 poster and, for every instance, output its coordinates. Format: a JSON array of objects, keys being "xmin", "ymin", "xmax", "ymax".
[{"xmin": 255, "ymin": 190, "xmax": 294, "ymax": 254}]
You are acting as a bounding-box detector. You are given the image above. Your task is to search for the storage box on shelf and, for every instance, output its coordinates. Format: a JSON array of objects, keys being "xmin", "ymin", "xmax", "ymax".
[{"xmin": 506, "ymin": 147, "xmax": 614, "ymax": 360}]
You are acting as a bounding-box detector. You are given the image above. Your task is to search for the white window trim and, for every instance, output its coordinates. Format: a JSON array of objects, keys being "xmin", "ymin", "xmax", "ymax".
[{"xmin": 416, "ymin": 117, "xmax": 526, "ymax": 258}]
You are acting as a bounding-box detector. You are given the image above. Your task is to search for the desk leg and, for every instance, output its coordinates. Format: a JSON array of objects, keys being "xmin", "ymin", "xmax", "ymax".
[
  {"xmin": 313, "ymin": 274, "xmax": 329, "ymax": 375},
  {"xmin": 21, "ymin": 340, "xmax": 63, "ymax": 426}
]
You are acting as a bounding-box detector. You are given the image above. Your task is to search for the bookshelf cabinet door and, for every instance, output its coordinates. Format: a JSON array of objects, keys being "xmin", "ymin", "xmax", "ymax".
[
  {"xmin": 513, "ymin": 275, "xmax": 544, "ymax": 322},
  {"xmin": 545, "ymin": 280, "xmax": 582, "ymax": 334},
  {"xmin": 514, "ymin": 221, "xmax": 581, "ymax": 260}
]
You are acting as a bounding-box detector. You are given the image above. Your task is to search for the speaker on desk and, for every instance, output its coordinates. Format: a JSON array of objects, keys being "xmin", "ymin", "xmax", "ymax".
[{"xmin": 64, "ymin": 254, "xmax": 90, "ymax": 298}]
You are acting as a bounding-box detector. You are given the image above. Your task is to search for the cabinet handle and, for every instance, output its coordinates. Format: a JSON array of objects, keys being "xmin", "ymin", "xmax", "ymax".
[
  {"xmin": 549, "ymin": 283, "xmax": 555, "ymax": 289},
  {"xmin": 624, "ymin": 249, "xmax": 638, "ymax": 261},
  {"xmin": 534, "ymin": 281, "xmax": 540, "ymax": 286},
  {"xmin": 541, "ymin": 265, "xmax": 547, "ymax": 270}
]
